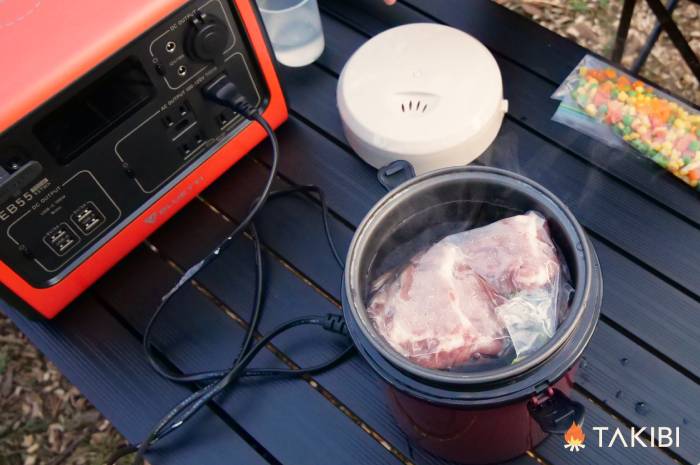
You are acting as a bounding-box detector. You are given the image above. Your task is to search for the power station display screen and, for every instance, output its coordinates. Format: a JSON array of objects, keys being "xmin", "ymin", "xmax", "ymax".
[{"xmin": 34, "ymin": 58, "xmax": 156, "ymax": 164}]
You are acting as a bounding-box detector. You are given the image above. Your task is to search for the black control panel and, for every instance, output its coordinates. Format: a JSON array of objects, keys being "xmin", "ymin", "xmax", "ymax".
[{"xmin": 0, "ymin": 0, "xmax": 269, "ymax": 287}]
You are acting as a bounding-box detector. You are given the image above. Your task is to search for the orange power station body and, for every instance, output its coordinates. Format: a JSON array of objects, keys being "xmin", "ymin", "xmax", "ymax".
[{"xmin": 0, "ymin": 0, "xmax": 288, "ymax": 318}]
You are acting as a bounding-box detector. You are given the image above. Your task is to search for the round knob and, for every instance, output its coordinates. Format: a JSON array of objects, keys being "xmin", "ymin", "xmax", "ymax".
[{"xmin": 185, "ymin": 13, "xmax": 229, "ymax": 62}]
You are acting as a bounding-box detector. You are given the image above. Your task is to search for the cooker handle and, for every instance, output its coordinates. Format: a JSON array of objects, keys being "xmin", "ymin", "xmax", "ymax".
[
  {"xmin": 527, "ymin": 388, "xmax": 585, "ymax": 434},
  {"xmin": 377, "ymin": 160, "xmax": 416, "ymax": 191}
]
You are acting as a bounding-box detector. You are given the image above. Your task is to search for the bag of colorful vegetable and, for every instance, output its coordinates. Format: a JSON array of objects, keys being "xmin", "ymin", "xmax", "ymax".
[{"xmin": 552, "ymin": 54, "xmax": 700, "ymax": 190}]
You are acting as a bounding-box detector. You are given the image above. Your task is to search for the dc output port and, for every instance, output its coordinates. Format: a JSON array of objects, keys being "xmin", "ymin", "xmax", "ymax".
[{"xmin": 166, "ymin": 41, "xmax": 177, "ymax": 53}]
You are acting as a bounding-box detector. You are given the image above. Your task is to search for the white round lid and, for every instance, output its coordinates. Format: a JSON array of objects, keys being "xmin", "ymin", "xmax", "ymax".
[{"xmin": 337, "ymin": 23, "xmax": 507, "ymax": 173}]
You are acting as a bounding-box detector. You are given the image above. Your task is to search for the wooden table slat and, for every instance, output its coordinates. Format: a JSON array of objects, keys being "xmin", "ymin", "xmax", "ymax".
[{"xmin": 93, "ymin": 246, "xmax": 406, "ymax": 465}]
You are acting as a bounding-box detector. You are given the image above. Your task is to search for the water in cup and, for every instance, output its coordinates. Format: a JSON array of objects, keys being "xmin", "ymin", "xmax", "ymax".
[{"xmin": 257, "ymin": 0, "xmax": 325, "ymax": 67}]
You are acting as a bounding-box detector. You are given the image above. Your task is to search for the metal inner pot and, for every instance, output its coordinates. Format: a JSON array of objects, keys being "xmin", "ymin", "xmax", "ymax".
[{"xmin": 343, "ymin": 166, "xmax": 602, "ymax": 405}]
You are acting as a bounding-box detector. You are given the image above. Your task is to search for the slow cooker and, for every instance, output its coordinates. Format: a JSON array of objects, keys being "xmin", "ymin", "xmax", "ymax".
[{"xmin": 343, "ymin": 166, "xmax": 602, "ymax": 464}]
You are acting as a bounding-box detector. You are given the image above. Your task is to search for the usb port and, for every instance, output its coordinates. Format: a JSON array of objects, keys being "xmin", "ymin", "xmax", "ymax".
[
  {"xmin": 44, "ymin": 224, "xmax": 79, "ymax": 256},
  {"xmin": 70, "ymin": 202, "xmax": 105, "ymax": 235}
]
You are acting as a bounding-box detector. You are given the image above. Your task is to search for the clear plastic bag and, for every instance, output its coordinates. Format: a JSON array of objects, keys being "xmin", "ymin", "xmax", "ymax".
[
  {"xmin": 552, "ymin": 54, "xmax": 700, "ymax": 190},
  {"xmin": 366, "ymin": 212, "xmax": 573, "ymax": 371},
  {"xmin": 494, "ymin": 288, "xmax": 558, "ymax": 363}
]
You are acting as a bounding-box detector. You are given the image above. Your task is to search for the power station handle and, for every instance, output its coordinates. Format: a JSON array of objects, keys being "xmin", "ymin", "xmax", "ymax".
[
  {"xmin": 0, "ymin": 161, "xmax": 43, "ymax": 205},
  {"xmin": 528, "ymin": 388, "xmax": 585, "ymax": 434}
]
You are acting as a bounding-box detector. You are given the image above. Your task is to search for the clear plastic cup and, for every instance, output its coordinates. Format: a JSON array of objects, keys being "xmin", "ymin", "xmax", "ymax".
[{"xmin": 257, "ymin": 0, "xmax": 325, "ymax": 67}]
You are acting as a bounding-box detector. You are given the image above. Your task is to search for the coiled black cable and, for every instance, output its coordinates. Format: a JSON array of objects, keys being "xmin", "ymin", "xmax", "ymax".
[{"xmin": 107, "ymin": 76, "xmax": 353, "ymax": 465}]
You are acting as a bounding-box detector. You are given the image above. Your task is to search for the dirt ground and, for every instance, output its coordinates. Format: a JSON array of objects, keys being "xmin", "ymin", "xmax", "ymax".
[
  {"xmin": 1, "ymin": 2, "xmax": 699, "ymax": 465},
  {"xmin": 0, "ymin": 317, "xmax": 126, "ymax": 465},
  {"xmin": 494, "ymin": 0, "xmax": 700, "ymax": 104}
]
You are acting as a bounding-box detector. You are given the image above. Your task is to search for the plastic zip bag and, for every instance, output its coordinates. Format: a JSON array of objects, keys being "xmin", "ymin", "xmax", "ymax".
[
  {"xmin": 552, "ymin": 54, "xmax": 700, "ymax": 190},
  {"xmin": 366, "ymin": 212, "xmax": 573, "ymax": 371},
  {"xmin": 495, "ymin": 288, "xmax": 558, "ymax": 363}
]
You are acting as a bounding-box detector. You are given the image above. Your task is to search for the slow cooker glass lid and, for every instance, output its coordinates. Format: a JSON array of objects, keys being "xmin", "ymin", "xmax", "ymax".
[{"xmin": 348, "ymin": 170, "xmax": 590, "ymax": 385}]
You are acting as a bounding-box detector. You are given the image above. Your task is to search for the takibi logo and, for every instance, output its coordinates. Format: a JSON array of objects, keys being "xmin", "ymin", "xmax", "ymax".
[
  {"xmin": 561, "ymin": 422, "xmax": 681, "ymax": 453},
  {"xmin": 564, "ymin": 422, "xmax": 586, "ymax": 452}
]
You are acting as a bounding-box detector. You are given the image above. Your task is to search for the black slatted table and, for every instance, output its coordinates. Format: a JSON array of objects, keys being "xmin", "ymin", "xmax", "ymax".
[{"xmin": 2, "ymin": 1, "xmax": 699, "ymax": 464}]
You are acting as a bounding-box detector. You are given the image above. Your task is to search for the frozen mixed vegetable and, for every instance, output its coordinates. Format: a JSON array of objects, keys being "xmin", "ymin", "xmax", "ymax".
[{"xmin": 553, "ymin": 55, "xmax": 700, "ymax": 190}]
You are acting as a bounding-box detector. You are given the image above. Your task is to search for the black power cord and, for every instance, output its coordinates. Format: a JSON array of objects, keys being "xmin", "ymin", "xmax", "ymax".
[
  {"xmin": 107, "ymin": 75, "xmax": 353, "ymax": 465},
  {"xmin": 142, "ymin": 187, "xmax": 346, "ymax": 385}
]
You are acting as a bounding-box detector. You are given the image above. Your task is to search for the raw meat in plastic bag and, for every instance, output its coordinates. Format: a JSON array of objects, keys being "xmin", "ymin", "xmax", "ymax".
[
  {"xmin": 368, "ymin": 241, "xmax": 506, "ymax": 369},
  {"xmin": 367, "ymin": 211, "xmax": 571, "ymax": 370},
  {"xmin": 444, "ymin": 213, "xmax": 560, "ymax": 294}
]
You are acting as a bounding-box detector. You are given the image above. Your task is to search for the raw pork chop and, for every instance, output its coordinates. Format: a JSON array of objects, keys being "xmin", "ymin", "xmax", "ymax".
[
  {"xmin": 447, "ymin": 212, "xmax": 560, "ymax": 295},
  {"xmin": 367, "ymin": 212, "xmax": 560, "ymax": 370}
]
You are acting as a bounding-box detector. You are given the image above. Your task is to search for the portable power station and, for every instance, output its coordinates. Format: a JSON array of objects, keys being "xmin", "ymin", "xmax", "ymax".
[{"xmin": 0, "ymin": 0, "xmax": 288, "ymax": 318}]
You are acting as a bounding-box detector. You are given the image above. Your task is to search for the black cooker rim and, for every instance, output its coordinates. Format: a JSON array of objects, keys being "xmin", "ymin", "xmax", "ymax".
[{"xmin": 344, "ymin": 166, "xmax": 602, "ymax": 397}]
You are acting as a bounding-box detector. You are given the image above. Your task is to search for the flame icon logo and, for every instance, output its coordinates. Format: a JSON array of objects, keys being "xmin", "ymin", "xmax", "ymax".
[{"xmin": 563, "ymin": 422, "xmax": 586, "ymax": 452}]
